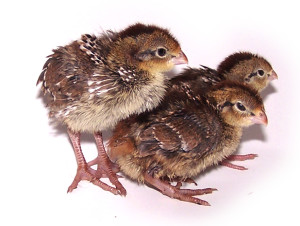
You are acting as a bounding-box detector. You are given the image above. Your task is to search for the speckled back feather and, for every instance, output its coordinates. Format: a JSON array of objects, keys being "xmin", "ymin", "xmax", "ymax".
[
  {"xmin": 167, "ymin": 66, "xmax": 225, "ymax": 101},
  {"xmin": 138, "ymin": 97, "xmax": 222, "ymax": 157}
]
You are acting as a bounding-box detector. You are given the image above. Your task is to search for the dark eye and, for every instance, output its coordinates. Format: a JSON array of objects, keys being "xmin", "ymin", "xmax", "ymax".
[
  {"xmin": 236, "ymin": 102, "xmax": 246, "ymax": 111},
  {"xmin": 258, "ymin": 70, "xmax": 265, "ymax": 76},
  {"xmin": 157, "ymin": 48, "xmax": 167, "ymax": 57}
]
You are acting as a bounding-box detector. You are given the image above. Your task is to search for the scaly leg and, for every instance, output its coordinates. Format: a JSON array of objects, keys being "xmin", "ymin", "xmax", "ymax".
[
  {"xmin": 144, "ymin": 173, "xmax": 216, "ymax": 206},
  {"xmin": 67, "ymin": 129, "xmax": 124, "ymax": 195},
  {"xmin": 88, "ymin": 157, "xmax": 121, "ymax": 178},
  {"xmin": 92, "ymin": 132, "xmax": 126, "ymax": 196},
  {"xmin": 220, "ymin": 154, "xmax": 258, "ymax": 170}
]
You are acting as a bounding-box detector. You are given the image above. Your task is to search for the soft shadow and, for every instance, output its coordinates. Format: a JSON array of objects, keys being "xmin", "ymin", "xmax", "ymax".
[
  {"xmin": 241, "ymin": 124, "xmax": 267, "ymax": 142},
  {"xmin": 260, "ymin": 83, "xmax": 277, "ymax": 100},
  {"xmin": 191, "ymin": 163, "xmax": 230, "ymax": 187},
  {"xmin": 37, "ymin": 86, "xmax": 114, "ymax": 146},
  {"xmin": 80, "ymin": 130, "xmax": 112, "ymax": 144},
  {"xmin": 49, "ymin": 121, "xmax": 113, "ymax": 145},
  {"xmin": 240, "ymin": 83, "xmax": 277, "ymax": 143}
]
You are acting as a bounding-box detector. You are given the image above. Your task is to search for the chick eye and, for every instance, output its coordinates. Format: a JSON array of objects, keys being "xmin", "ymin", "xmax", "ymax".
[
  {"xmin": 236, "ymin": 102, "xmax": 246, "ymax": 111},
  {"xmin": 258, "ymin": 69, "xmax": 265, "ymax": 76},
  {"xmin": 156, "ymin": 47, "xmax": 167, "ymax": 57}
]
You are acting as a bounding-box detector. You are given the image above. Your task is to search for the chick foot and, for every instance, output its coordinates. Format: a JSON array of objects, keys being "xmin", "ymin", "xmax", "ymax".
[
  {"xmin": 67, "ymin": 129, "xmax": 126, "ymax": 195},
  {"xmin": 221, "ymin": 154, "xmax": 258, "ymax": 170},
  {"xmin": 67, "ymin": 165, "xmax": 121, "ymax": 195},
  {"xmin": 88, "ymin": 157, "xmax": 121, "ymax": 179},
  {"xmin": 93, "ymin": 132, "xmax": 127, "ymax": 196},
  {"xmin": 144, "ymin": 173, "xmax": 216, "ymax": 206}
]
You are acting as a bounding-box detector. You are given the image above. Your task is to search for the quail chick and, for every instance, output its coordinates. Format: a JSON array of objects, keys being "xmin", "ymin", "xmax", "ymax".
[
  {"xmin": 168, "ymin": 51, "xmax": 277, "ymax": 170},
  {"xmin": 169, "ymin": 51, "xmax": 277, "ymax": 96},
  {"xmin": 37, "ymin": 23, "xmax": 188, "ymax": 196},
  {"xmin": 217, "ymin": 51, "xmax": 278, "ymax": 91},
  {"xmin": 107, "ymin": 81, "xmax": 267, "ymax": 205}
]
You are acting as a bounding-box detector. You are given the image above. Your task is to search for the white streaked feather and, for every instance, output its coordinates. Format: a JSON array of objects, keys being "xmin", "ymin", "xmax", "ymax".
[
  {"xmin": 118, "ymin": 70, "xmax": 125, "ymax": 76},
  {"xmin": 96, "ymin": 87, "xmax": 116, "ymax": 95},
  {"xmin": 87, "ymin": 80, "xmax": 94, "ymax": 86}
]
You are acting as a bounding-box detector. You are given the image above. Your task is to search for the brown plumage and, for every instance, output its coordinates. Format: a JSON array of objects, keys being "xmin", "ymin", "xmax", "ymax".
[
  {"xmin": 218, "ymin": 51, "xmax": 278, "ymax": 91},
  {"xmin": 108, "ymin": 81, "xmax": 267, "ymax": 205},
  {"xmin": 37, "ymin": 23, "xmax": 188, "ymax": 196},
  {"xmin": 167, "ymin": 65, "xmax": 224, "ymax": 100},
  {"xmin": 169, "ymin": 51, "xmax": 277, "ymax": 97},
  {"xmin": 168, "ymin": 51, "xmax": 277, "ymax": 170}
]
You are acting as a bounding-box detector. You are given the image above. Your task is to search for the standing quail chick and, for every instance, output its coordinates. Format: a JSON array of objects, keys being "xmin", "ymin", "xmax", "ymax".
[
  {"xmin": 37, "ymin": 23, "xmax": 188, "ymax": 196},
  {"xmin": 108, "ymin": 81, "xmax": 267, "ymax": 205},
  {"xmin": 168, "ymin": 51, "xmax": 277, "ymax": 170}
]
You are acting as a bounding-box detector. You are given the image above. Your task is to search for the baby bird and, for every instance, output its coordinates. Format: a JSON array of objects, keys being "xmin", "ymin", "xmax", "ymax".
[
  {"xmin": 37, "ymin": 23, "xmax": 188, "ymax": 196},
  {"xmin": 108, "ymin": 81, "xmax": 267, "ymax": 205},
  {"xmin": 218, "ymin": 51, "xmax": 278, "ymax": 91},
  {"xmin": 168, "ymin": 51, "xmax": 277, "ymax": 170},
  {"xmin": 170, "ymin": 51, "xmax": 277, "ymax": 95}
]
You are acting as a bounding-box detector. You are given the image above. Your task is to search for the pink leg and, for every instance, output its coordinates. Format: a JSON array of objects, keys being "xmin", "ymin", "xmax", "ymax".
[
  {"xmin": 220, "ymin": 154, "xmax": 258, "ymax": 170},
  {"xmin": 88, "ymin": 157, "xmax": 121, "ymax": 178},
  {"xmin": 92, "ymin": 132, "xmax": 126, "ymax": 196},
  {"xmin": 144, "ymin": 173, "xmax": 216, "ymax": 206},
  {"xmin": 67, "ymin": 129, "xmax": 123, "ymax": 195}
]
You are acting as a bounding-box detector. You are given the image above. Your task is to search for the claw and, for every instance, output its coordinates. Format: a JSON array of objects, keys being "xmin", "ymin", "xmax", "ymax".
[
  {"xmin": 221, "ymin": 154, "xmax": 258, "ymax": 170},
  {"xmin": 144, "ymin": 173, "xmax": 216, "ymax": 205},
  {"xmin": 67, "ymin": 129, "xmax": 126, "ymax": 196}
]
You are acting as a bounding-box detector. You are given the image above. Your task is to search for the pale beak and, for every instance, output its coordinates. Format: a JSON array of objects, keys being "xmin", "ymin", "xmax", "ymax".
[
  {"xmin": 171, "ymin": 51, "xmax": 188, "ymax": 65},
  {"xmin": 251, "ymin": 111, "xmax": 268, "ymax": 126},
  {"xmin": 268, "ymin": 70, "xmax": 278, "ymax": 81}
]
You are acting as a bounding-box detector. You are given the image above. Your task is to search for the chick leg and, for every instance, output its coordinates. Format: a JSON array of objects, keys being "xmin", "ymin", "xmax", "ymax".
[
  {"xmin": 93, "ymin": 132, "xmax": 127, "ymax": 196},
  {"xmin": 144, "ymin": 173, "xmax": 216, "ymax": 206},
  {"xmin": 221, "ymin": 154, "xmax": 258, "ymax": 170},
  {"xmin": 67, "ymin": 129, "xmax": 121, "ymax": 195},
  {"xmin": 88, "ymin": 157, "xmax": 121, "ymax": 178}
]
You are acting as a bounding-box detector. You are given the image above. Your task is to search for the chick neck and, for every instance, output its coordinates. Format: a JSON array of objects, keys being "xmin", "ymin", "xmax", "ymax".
[{"xmin": 106, "ymin": 37, "xmax": 139, "ymax": 70}]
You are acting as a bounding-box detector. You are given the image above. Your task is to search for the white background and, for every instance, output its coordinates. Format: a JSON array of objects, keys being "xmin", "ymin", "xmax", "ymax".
[{"xmin": 1, "ymin": 0, "xmax": 299, "ymax": 225}]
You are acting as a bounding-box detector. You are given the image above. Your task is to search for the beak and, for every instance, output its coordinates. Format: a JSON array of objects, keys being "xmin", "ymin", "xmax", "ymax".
[
  {"xmin": 251, "ymin": 111, "xmax": 268, "ymax": 126},
  {"xmin": 171, "ymin": 51, "xmax": 188, "ymax": 65},
  {"xmin": 268, "ymin": 70, "xmax": 278, "ymax": 81}
]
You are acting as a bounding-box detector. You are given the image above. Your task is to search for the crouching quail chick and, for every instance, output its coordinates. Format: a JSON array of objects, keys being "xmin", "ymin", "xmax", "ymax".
[
  {"xmin": 169, "ymin": 51, "xmax": 277, "ymax": 170},
  {"xmin": 217, "ymin": 51, "xmax": 278, "ymax": 92},
  {"xmin": 107, "ymin": 81, "xmax": 267, "ymax": 205},
  {"xmin": 37, "ymin": 23, "xmax": 188, "ymax": 196},
  {"xmin": 169, "ymin": 51, "xmax": 277, "ymax": 96}
]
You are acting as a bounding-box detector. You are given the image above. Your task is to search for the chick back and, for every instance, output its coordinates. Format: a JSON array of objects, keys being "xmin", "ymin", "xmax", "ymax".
[
  {"xmin": 37, "ymin": 34, "xmax": 167, "ymax": 132},
  {"xmin": 167, "ymin": 66, "xmax": 225, "ymax": 100},
  {"xmin": 108, "ymin": 94, "xmax": 225, "ymax": 182}
]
